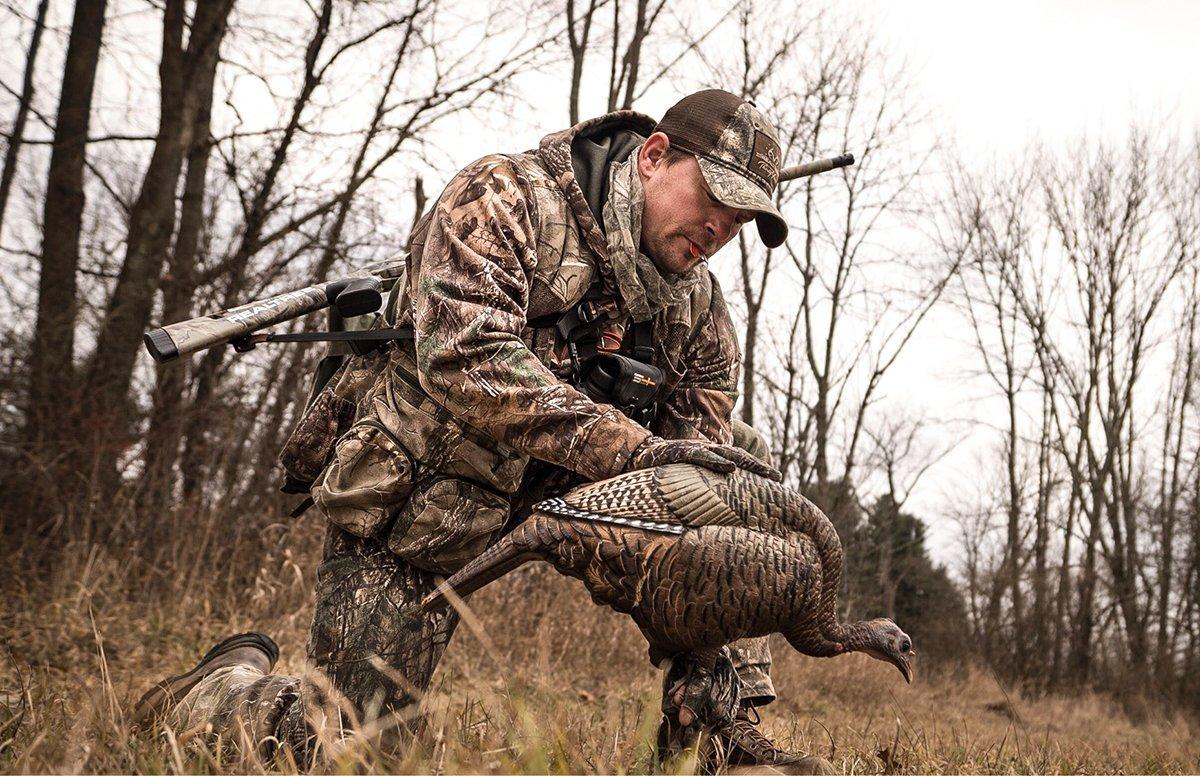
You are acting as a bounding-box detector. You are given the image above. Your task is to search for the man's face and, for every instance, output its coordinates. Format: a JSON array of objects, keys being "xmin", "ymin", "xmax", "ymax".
[{"xmin": 638, "ymin": 133, "xmax": 757, "ymax": 274}]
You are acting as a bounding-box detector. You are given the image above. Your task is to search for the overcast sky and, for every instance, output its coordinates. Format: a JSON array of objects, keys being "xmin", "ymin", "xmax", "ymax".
[
  {"xmin": 489, "ymin": 0, "xmax": 1200, "ymax": 159},
  {"xmin": 855, "ymin": 0, "xmax": 1199, "ymax": 158}
]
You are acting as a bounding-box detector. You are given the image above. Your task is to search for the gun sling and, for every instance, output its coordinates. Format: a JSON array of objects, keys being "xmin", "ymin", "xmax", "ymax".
[{"xmin": 233, "ymin": 328, "xmax": 415, "ymax": 351}]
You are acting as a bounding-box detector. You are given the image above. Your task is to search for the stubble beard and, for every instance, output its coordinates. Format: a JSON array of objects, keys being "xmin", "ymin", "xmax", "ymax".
[{"xmin": 643, "ymin": 229, "xmax": 699, "ymax": 275}]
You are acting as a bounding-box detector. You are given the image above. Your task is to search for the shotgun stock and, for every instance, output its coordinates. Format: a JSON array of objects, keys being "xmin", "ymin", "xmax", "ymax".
[{"xmin": 143, "ymin": 259, "xmax": 406, "ymax": 363}]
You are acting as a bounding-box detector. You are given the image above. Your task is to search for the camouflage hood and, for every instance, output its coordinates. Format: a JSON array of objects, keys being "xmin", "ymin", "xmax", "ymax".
[{"xmin": 534, "ymin": 111, "xmax": 659, "ymax": 304}]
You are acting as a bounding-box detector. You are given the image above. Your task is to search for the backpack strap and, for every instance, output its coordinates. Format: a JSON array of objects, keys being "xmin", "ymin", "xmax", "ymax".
[{"xmin": 526, "ymin": 282, "xmax": 661, "ymax": 427}]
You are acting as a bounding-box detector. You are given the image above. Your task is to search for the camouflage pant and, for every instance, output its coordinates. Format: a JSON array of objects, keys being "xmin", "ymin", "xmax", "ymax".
[
  {"xmin": 306, "ymin": 526, "xmax": 773, "ymax": 715},
  {"xmin": 169, "ymin": 424, "xmax": 775, "ymax": 757}
]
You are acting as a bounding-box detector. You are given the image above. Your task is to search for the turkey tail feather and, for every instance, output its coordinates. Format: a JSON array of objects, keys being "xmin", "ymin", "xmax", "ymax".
[{"xmin": 419, "ymin": 521, "xmax": 541, "ymax": 612}]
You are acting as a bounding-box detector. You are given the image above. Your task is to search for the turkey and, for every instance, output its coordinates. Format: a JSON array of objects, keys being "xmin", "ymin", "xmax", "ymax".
[{"xmin": 421, "ymin": 464, "xmax": 914, "ymax": 692}]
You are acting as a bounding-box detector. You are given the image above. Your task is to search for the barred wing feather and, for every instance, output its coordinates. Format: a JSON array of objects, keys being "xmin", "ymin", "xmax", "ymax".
[{"xmin": 536, "ymin": 465, "xmax": 743, "ymax": 533}]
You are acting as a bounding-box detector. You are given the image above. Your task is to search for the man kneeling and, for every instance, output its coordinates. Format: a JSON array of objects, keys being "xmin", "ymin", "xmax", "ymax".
[{"xmin": 136, "ymin": 89, "xmax": 831, "ymax": 773}]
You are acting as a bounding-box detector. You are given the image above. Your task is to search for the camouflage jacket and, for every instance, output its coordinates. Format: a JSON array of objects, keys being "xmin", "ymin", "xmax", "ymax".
[
  {"xmin": 392, "ymin": 110, "xmax": 741, "ymax": 481},
  {"xmin": 286, "ymin": 111, "xmax": 742, "ymax": 571}
]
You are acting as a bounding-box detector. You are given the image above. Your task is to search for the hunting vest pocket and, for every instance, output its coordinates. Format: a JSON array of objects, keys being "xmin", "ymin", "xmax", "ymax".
[
  {"xmin": 279, "ymin": 348, "xmax": 390, "ymax": 488},
  {"xmin": 279, "ymin": 387, "xmax": 356, "ymax": 486},
  {"xmin": 381, "ymin": 348, "xmax": 528, "ymax": 494},
  {"xmin": 309, "ymin": 344, "xmax": 527, "ymax": 564},
  {"xmin": 387, "ymin": 477, "xmax": 509, "ymax": 574},
  {"xmin": 312, "ymin": 419, "xmax": 416, "ymax": 538}
]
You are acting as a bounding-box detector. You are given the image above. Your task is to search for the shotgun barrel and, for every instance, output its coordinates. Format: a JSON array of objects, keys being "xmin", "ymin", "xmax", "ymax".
[
  {"xmin": 144, "ymin": 153, "xmax": 855, "ymax": 365},
  {"xmin": 778, "ymin": 153, "xmax": 855, "ymax": 182}
]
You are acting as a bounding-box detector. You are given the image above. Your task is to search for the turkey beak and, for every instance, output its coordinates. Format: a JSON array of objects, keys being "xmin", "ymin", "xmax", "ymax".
[{"xmin": 895, "ymin": 652, "xmax": 914, "ymax": 684}]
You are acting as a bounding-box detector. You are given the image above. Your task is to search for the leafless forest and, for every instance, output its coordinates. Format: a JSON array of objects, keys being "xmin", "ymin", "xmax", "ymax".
[{"xmin": 1, "ymin": 0, "xmax": 1198, "ymax": 772}]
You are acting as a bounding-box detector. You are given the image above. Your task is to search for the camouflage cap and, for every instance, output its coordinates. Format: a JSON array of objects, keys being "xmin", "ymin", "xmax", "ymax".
[{"xmin": 656, "ymin": 89, "xmax": 787, "ymax": 248}]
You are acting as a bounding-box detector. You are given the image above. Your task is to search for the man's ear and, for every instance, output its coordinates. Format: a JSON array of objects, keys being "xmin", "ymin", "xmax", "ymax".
[{"xmin": 639, "ymin": 132, "xmax": 671, "ymax": 178}]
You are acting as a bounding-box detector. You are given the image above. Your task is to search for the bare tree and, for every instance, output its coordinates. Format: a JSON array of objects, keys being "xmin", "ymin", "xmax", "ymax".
[
  {"xmin": 564, "ymin": 0, "xmax": 673, "ymax": 123},
  {"xmin": 1029, "ymin": 134, "xmax": 1186, "ymax": 681},
  {"xmin": 759, "ymin": 309, "xmax": 814, "ymax": 482},
  {"xmin": 566, "ymin": 0, "xmax": 602, "ymax": 124},
  {"xmin": 78, "ymin": 0, "xmax": 234, "ymax": 498},
  {"xmin": 605, "ymin": 0, "xmax": 666, "ymax": 112},
  {"xmin": 23, "ymin": 0, "xmax": 108, "ymax": 488},
  {"xmin": 942, "ymin": 131, "xmax": 1199, "ymax": 697},
  {"xmin": 725, "ymin": 25, "xmax": 953, "ymax": 507},
  {"xmin": 863, "ymin": 412, "xmax": 955, "ymax": 619},
  {"xmin": 1154, "ymin": 273, "xmax": 1197, "ymax": 677},
  {"xmin": 142, "ymin": 2, "xmax": 231, "ymax": 506},
  {"xmin": 0, "ymin": 0, "xmax": 49, "ymax": 239},
  {"xmin": 1152, "ymin": 142, "xmax": 1200, "ymax": 686},
  {"xmin": 941, "ymin": 165, "xmax": 1037, "ymax": 673}
]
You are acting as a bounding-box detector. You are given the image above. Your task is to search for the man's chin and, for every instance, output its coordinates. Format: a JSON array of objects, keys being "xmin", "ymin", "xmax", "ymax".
[
  {"xmin": 642, "ymin": 250, "xmax": 683, "ymax": 275},
  {"xmin": 640, "ymin": 238, "xmax": 702, "ymax": 275},
  {"xmin": 664, "ymin": 258, "xmax": 701, "ymax": 275}
]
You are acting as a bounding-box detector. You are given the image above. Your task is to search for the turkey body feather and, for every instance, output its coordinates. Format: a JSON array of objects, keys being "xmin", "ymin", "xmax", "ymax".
[{"xmin": 421, "ymin": 464, "xmax": 914, "ymax": 682}]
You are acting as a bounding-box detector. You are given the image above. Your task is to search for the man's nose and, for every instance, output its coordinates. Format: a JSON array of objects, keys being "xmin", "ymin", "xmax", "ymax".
[{"xmin": 705, "ymin": 209, "xmax": 736, "ymax": 244}]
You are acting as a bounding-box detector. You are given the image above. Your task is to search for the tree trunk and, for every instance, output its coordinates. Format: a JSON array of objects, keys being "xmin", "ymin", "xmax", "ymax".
[
  {"xmin": 23, "ymin": 0, "xmax": 108, "ymax": 487},
  {"xmin": 80, "ymin": 0, "xmax": 188, "ymax": 490},
  {"xmin": 1156, "ymin": 303, "xmax": 1196, "ymax": 677},
  {"xmin": 80, "ymin": 0, "xmax": 232, "ymax": 499},
  {"xmin": 0, "ymin": 0, "xmax": 50, "ymax": 239},
  {"xmin": 1050, "ymin": 442, "xmax": 1082, "ymax": 686},
  {"xmin": 738, "ymin": 231, "xmax": 763, "ymax": 427},
  {"xmin": 605, "ymin": 0, "xmax": 619, "ymax": 112},
  {"xmin": 565, "ymin": 0, "xmax": 598, "ymax": 125},
  {"xmin": 618, "ymin": 0, "xmax": 656, "ymax": 110},
  {"xmin": 143, "ymin": 15, "xmax": 226, "ymax": 507},
  {"xmin": 1070, "ymin": 501, "xmax": 1102, "ymax": 683},
  {"xmin": 1031, "ymin": 390, "xmax": 1053, "ymax": 683},
  {"xmin": 180, "ymin": 0, "xmax": 333, "ymax": 498},
  {"xmin": 877, "ymin": 504, "xmax": 896, "ymax": 620},
  {"xmin": 1003, "ymin": 357, "xmax": 1024, "ymax": 675}
]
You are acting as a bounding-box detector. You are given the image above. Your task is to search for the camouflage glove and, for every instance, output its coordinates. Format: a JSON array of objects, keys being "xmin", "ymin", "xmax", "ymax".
[
  {"xmin": 661, "ymin": 647, "xmax": 742, "ymax": 728},
  {"xmin": 626, "ymin": 436, "xmax": 782, "ymax": 482}
]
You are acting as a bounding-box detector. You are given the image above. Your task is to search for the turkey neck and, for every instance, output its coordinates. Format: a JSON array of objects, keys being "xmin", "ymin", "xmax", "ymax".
[
  {"xmin": 836, "ymin": 620, "xmax": 885, "ymax": 654},
  {"xmin": 764, "ymin": 481, "xmax": 848, "ymax": 644}
]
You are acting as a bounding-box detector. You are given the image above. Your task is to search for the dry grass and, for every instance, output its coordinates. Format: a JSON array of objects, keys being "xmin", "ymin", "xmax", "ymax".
[{"xmin": 2, "ymin": 514, "xmax": 1197, "ymax": 774}]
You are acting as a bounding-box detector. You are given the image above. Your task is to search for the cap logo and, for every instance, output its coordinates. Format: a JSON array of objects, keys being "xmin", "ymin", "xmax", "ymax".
[{"xmin": 749, "ymin": 131, "xmax": 780, "ymax": 189}]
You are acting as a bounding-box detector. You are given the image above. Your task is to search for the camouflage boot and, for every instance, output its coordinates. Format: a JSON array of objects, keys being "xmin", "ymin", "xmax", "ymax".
[
  {"xmin": 709, "ymin": 704, "xmax": 837, "ymax": 775},
  {"xmin": 132, "ymin": 632, "xmax": 279, "ymax": 729}
]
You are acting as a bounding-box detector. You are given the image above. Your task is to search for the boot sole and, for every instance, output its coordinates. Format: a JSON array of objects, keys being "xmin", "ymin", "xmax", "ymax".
[{"xmin": 132, "ymin": 632, "xmax": 279, "ymax": 728}]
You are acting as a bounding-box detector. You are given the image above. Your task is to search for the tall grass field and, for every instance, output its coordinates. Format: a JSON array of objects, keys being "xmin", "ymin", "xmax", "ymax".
[{"xmin": 2, "ymin": 513, "xmax": 1196, "ymax": 774}]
